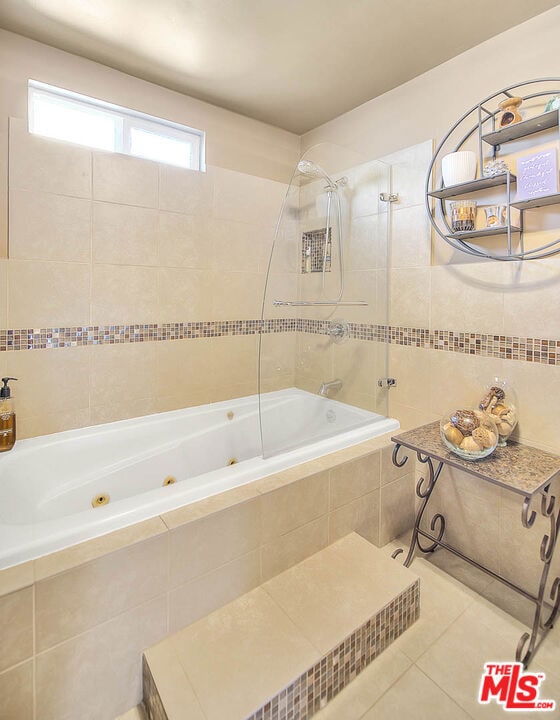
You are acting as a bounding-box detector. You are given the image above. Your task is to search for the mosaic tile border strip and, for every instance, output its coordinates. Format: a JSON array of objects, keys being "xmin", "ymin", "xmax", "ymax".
[
  {"xmin": 244, "ymin": 580, "xmax": 419, "ymax": 720},
  {"xmin": 142, "ymin": 656, "xmax": 168, "ymax": 720},
  {"xmin": 142, "ymin": 580, "xmax": 418, "ymax": 720},
  {"xmin": 0, "ymin": 319, "xmax": 296, "ymax": 351},
  {"xmin": 1, "ymin": 318, "xmax": 559, "ymax": 367}
]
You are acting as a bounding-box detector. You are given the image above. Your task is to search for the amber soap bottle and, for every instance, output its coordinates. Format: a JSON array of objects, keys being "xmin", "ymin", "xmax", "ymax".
[{"xmin": 0, "ymin": 377, "xmax": 17, "ymax": 452}]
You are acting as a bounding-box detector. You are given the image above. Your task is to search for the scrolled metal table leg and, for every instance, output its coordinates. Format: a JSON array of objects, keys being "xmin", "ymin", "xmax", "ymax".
[
  {"xmin": 391, "ymin": 446, "xmax": 444, "ymax": 568},
  {"xmin": 516, "ymin": 485, "xmax": 560, "ymax": 667}
]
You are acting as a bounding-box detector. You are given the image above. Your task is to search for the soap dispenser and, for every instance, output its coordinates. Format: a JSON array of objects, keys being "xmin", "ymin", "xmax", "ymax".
[{"xmin": 0, "ymin": 377, "xmax": 17, "ymax": 452}]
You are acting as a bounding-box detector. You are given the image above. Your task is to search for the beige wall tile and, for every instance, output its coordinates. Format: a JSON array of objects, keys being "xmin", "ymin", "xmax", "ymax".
[
  {"xmin": 389, "ymin": 267, "xmax": 430, "ymax": 327},
  {"xmin": 213, "ymin": 167, "xmax": 285, "ymax": 226},
  {"xmin": 36, "ymin": 595, "xmax": 167, "ymax": 720},
  {"xmin": 259, "ymin": 332, "xmax": 296, "ymax": 380},
  {"xmin": 92, "ymin": 202, "xmax": 158, "ymax": 265},
  {"xmin": 329, "ymin": 452, "xmax": 380, "ymax": 509},
  {"xmin": 0, "ymin": 660, "xmax": 33, "ymax": 720},
  {"xmin": 0, "ymin": 561, "xmax": 33, "ymax": 597},
  {"xmin": 210, "ymin": 270, "xmax": 264, "ymax": 319},
  {"xmin": 7, "ymin": 346, "xmax": 89, "ymax": 419},
  {"xmin": 328, "ymin": 490, "xmax": 380, "ymax": 546},
  {"xmin": 157, "ymin": 211, "xmax": 211, "ymax": 268},
  {"xmin": 502, "ymin": 257, "xmax": 560, "ymax": 338},
  {"xmin": 261, "ymin": 471, "xmax": 329, "ymax": 542},
  {"xmin": 17, "ymin": 408, "xmax": 91, "ymax": 440},
  {"xmin": 430, "ymin": 262, "xmax": 505, "ymax": 334},
  {"xmin": 347, "ymin": 214, "xmax": 387, "ymax": 271},
  {"xmin": 159, "ymin": 164, "xmax": 213, "ymax": 215},
  {"xmin": 157, "ymin": 267, "xmax": 209, "ymax": 322},
  {"xmin": 379, "ymin": 474, "xmax": 414, "ymax": 546},
  {"xmin": 209, "ymin": 218, "xmax": 266, "ymax": 273},
  {"xmin": 0, "ymin": 586, "xmax": 33, "ymax": 672},
  {"xmin": 35, "ymin": 534, "xmax": 168, "ymax": 652},
  {"xmin": 90, "ymin": 396, "xmax": 157, "ymax": 426},
  {"xmin": 169, "ymin": 498, "xmax": 262, "ymax": 587},
  {"xmin": 10, "ymin": 189, "xmax": 91, "ymax": 262},
  {"xmin": 390, "ymin": 205, "xmax": 431, "ymax": 269},
  {"xmin": 331, "ymin": 338, "xmax": 377, "ymax": 401},
  {"xmin": 89, "ymin": 342, "xmax": 156, "ymax": 407},
  {"xmin": 92, "ymin": 263, "xmax": 158, "ymax": 324},
  {"xmin": 211, "ymin": 334, "xmax": 259, "ymax": 388},
  {"xmin": 388, "ymin": 344, "xmax": 434, "ymax": 419},
  {"xmin": 347, "ymin": 161, "xmax": 387, "ymax": 219},
  {"xmin": 0, "ymin": 259, "xmax": 7, "ymax": 327},
  {"xmin": 10, "ymin": 118, "xmax": 91, "ymax": 198},
  {"xmin": 155, "ymin": 338, "xmax": 216, "ymax": 406},
  {"xmin": 8, "ymin": 260, "xmax": 90, "ymax": 327},
  {"xmin": 93, "ymin": 152, "xmax": 158, "ymax": 208},
  {"xmin": 261, "ymin": 515, "xmax": 328, "ymax": 581},
  {"xmin": 168, "ymin": 550, "xmax": 261, "ymax": 633},
  {"xmin": 35, "ymin": 517, "xmax": 167, "ymax": 581}
]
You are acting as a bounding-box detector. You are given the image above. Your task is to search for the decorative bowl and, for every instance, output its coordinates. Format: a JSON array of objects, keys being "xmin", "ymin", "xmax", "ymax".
[{"xmin": 440, "ymin": 408, "xmax": 499, "ymax": 460}]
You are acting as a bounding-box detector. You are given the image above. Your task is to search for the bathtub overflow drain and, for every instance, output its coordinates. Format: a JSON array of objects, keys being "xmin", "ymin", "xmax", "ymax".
[
  {"xmin": 227, "ymin": 457, "xmax": 238, "ymax": 466},
  {"xmin": 227, "ymin": 411, "xmax": 234, "ymax": 420},
  {"xmin": 163, "ymin": 476, "xmax": 176, "ymax": 486},
  {"xmin": 92, "ymin": 494, "xmax": 110, "ymax": 508}
]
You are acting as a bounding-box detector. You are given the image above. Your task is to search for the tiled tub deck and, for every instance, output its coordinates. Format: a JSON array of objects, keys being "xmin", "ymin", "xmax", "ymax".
[{"xmin": 0, "ymin": 435, "xmax": 414, "ymax": 720}]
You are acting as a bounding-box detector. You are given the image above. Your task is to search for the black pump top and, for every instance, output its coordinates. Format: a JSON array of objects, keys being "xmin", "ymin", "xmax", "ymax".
[{"xmin": 0, "ymin": 377, "xmax": 17, "ymax": 398}]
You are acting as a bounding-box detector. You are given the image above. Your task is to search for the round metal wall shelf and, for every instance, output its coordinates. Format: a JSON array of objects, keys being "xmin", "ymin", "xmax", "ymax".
[{"xmin": 426, "ymin": 78, "xmax": 560, "ymax": 261}]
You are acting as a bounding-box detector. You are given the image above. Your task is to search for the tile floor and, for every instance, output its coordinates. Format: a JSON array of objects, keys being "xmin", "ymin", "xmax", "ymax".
[{"xmin": 118, "ymin": 536, "xmax": 560, "ymax": 720}]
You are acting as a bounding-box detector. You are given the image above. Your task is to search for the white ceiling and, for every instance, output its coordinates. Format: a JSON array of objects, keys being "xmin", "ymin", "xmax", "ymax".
[{"xmin": 0, "ymin": 0, "xmax": 559, "ymax": 134}]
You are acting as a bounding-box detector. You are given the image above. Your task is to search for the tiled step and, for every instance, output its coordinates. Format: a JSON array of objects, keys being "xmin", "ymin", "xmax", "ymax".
[{"xmin": 143, "ymin": 533, "xmax": 419, "ymax": 720}]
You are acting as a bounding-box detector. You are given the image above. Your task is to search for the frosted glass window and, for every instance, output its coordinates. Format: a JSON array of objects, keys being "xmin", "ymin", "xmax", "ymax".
[
  {"xmin": 28, "ymin": 80, "xmax": 205, "ymax": 171},
  {"xmin": 129, "ymin": 127, "xmax": 193, "ymax": 168}
]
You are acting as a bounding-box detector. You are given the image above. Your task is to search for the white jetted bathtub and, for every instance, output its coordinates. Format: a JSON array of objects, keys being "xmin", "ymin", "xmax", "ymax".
[{"xmin": 0, "ymin": 388, "xmax": 399, "ymax": 569}]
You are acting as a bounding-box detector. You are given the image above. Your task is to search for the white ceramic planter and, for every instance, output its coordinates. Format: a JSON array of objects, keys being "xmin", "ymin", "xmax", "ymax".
[{"xmin": 441, "ymin": 151, "xmax": 477, "ymax": 186}]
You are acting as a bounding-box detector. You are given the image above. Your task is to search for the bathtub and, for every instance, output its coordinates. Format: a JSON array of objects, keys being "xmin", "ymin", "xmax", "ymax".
[{"xmin": 0, "ymin": 388, "xmax": 398, "ymax": 569}]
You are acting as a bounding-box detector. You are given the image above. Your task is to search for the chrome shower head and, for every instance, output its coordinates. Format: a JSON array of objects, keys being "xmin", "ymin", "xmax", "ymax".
[
  {"xmin": 297, "ymin": 159, "xmax": 333, "ymax": 184},
  {"xmin": 296, "ymin": 160, "xmax": 346, "ymax": 190}
]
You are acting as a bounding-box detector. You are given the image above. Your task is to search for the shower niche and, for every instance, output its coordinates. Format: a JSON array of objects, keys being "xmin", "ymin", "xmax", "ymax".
[
  {"xmin": 259, "ymin": 142, "xmax": 394, "ymax": 457},
  {"xmin": 301, "ymin": 228, "xmax": 332, "ymax": 274}
]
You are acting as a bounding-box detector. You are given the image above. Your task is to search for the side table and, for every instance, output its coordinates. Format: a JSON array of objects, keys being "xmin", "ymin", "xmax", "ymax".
[{"xmin": 391, "ymin": 421, "xmax": 560, "ymax": 667}]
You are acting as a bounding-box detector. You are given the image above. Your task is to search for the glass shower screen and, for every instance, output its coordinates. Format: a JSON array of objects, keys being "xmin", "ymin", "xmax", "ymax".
[{"xmin": 258, "ymin": 144, "xmax": 391, "ymax": 458}]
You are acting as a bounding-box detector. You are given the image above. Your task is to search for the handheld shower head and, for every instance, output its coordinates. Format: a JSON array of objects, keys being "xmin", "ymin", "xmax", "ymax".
[
  {"xmin": 296, "ymin": 160, "xmax": 347, "ymax": 191},
  {"xmin": 297, "ymin": 159, "xmax": 334, "ymax": 185}
]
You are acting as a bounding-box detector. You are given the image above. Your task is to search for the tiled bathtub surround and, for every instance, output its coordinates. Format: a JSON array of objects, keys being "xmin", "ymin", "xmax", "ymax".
[{"xmin": 0, "ymin": 440, "xmax": 415, "ymax": 720}]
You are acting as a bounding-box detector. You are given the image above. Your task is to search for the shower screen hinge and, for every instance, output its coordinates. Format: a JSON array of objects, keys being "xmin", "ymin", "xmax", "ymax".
[
  {"xmin": 377, "ymin": 377, "xmax": 397, "ymax": 389},
  {"xmin": 379, "ymin": 192, "xmax": 399, "ymax": 203}
]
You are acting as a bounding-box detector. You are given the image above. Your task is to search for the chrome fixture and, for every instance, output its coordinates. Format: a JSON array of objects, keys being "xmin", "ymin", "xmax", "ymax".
[
  {"xmin": 327, "ymin": 320, "xmax": 350, "ymax": 344},
  {"xmin": 297, "ymin": 160, "xmax": 347, "ymax": 192},
  {"xmin": 319, "ymin": 379, "xmax": 343, "ymax": 398},
  {"xmin": 379, "ymin": 192, "xmax": 399, "ymax": 203},
  {"xmin": 377, "ymin": 377, "xmax": 397, "ymax": 389}
]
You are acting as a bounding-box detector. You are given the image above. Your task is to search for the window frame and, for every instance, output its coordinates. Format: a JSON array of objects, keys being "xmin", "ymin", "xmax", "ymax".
[{"xmin": 28, "ymin": 79, "xmax": 206, "ymax": 171}]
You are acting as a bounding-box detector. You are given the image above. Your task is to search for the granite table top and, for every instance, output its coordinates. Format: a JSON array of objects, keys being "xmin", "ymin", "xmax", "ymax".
[{"xmin": 391, "ymin": 421, "xmax": 560, "ymax": 497}]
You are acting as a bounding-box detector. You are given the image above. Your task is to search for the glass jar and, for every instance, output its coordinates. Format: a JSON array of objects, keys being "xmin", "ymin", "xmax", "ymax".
[
  {"xmin": 477, "ymin": 378, "xmax": 518, "ymax": 446},
  {"xmin": 450, "ymin": 200, "xmax": 477, "ymax": 232}
]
